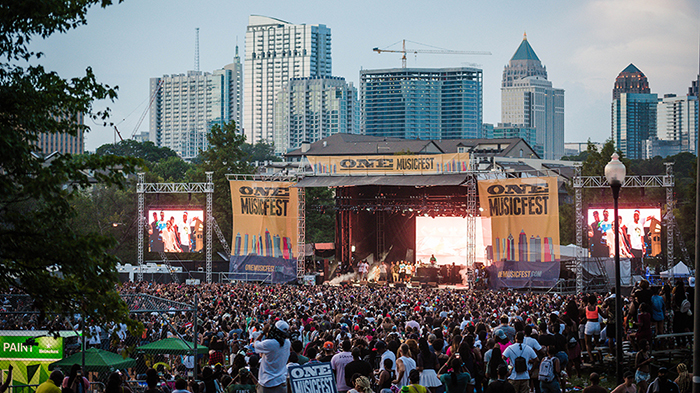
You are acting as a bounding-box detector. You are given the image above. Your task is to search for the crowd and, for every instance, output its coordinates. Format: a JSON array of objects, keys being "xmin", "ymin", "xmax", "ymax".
[{"xmin": 1, "ymin": 278, "xmax": 695, "ymax": 393}]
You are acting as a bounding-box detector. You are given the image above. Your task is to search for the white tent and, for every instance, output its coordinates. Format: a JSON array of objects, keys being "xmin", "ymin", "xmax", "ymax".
[{"xmin": 660, "ymin": 262, "xmax": 692, "ymax": 278}]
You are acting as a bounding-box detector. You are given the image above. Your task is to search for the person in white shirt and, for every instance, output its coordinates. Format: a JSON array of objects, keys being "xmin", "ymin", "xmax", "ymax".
[
  {"xmin": 253, "ymin": 321, "xmax": 291, "ymax": 393},
  {"xmin": 331, "ymin": 340, "xmax": 354, "ymax": 393},
  {"xmin": 502, "ymin": 332, "xmax": 538, "ymax": 393}
]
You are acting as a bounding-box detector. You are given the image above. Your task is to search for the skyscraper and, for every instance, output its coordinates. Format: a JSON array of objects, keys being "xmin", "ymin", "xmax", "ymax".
[
  {"xmin": 36, "ymin": 113, "xmax": 84, "ymax": 155},
  {"xmin": 501, "ymin": 34, "xmax": 564, "ymax": 160},
  {"xmin": 274, "ymin": 76, "xmax": 359, "ymax": 155},
  {"xmin": 611, "ymin": 64, "xmax": 657, "ymax": 160},
  {"xmin": 654, "ymin": 93, "xmax": 697, "ymax": 155},
  {"xmin": 149, "ymin": 50, "xmax": 243, "ymax": 160},
  {"xmin": 244, "ymin": 15, "xmax": 331, "ymax": 145},
  {"xmin": 361, "ymin": 67, "xmax": 483, "ymax": 140},
  {"xmin": 613, "ymin": 64, "xmax": 650, "ymax": 100}
]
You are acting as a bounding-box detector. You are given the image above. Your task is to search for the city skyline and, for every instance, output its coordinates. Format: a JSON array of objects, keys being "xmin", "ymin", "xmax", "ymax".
[{"xmin": 27, "ymin": 0, "xmax": 699, "ymax": 153}]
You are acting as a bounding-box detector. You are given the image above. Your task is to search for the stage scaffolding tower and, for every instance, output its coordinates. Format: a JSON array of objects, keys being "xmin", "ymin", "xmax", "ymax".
[
  {"xmin": 466, "ymin": 175, "xmax": 477, "ymax": 267},
  {"xmin": 136, "ymin": 172, "xmax": 215, "ymax": 283},
  {"xmin": 573, "ymin": 164, "xmax": 674, "ymax": 293}
]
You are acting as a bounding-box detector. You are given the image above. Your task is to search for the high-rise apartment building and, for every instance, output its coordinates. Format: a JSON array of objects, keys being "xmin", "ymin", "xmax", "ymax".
[
  {"xmin": 149, "ymin": 50, "xmax": 243, "ymax": 160},
  {"xmin": 611, "ymin": 64, "xmax": 657, "ymax": 160},
  {"xmin": 501, "ymin": 35, "xmax": 564, "ymax": 160},
  {"xmin": 273, "ymin": 76, "xmax": 359, "ymax": 155},
  {"xmin": 484, "ymin": 123, "xmax": 539, "ymax": 155},
  {"xmin": 655, "ymin": 94, "xmax": 697, "ymax": 155},
  {"xmin": 244, "ymin": 15, "xmax": 331, "ymax": 146},
  {"xmin": 36, "ymin": 113, "xmax": 85, "ymax": 155},
  {"xmin": 361, "ymin": 67, "xmax": 483, "ymax": 140}
]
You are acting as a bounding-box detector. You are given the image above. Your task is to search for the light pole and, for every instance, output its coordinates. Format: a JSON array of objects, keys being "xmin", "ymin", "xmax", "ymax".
[{"xmin": 605, "ymin": 152, "xmax": 626, "ymax": 384}]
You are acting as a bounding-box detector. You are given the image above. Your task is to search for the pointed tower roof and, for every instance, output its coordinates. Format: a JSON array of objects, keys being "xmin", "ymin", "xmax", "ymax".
[
  {"xmin": 621, "ymin": 63, "xmax": 642, "ymax": 74},
  {"xmin": 510, "ymin": 32, "xmax": 541, "ymax": 62}
]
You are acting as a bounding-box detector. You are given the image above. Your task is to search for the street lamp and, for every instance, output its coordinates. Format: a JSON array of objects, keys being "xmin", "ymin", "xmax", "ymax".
[{"xmin": 605, "ymin": 152, "xmax": 626, "ymax": 384}]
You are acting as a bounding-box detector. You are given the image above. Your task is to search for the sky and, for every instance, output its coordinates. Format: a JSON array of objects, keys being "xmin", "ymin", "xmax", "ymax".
[{"xmin": 28, "ymin": 0, "xmax": 700, "ymax": 153}]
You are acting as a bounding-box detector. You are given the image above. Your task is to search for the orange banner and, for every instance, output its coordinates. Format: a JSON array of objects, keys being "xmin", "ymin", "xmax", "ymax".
[
  {"xmin": 478, "ymin": 176, "xmax": 560, "ymax": 262},
  {"xmin": 229, "ymin": 180, "xmax": 298, "ymax": 259}
]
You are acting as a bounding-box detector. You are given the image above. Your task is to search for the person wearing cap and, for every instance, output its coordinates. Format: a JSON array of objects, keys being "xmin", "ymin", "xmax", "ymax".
[
  {"xmin": 253, "ymin": 320, "xmax": 291, "ymax": 393},
  {"xmin": 320, "ymin": 341, "xmax": 335, "ymax": 362},
  {"xmin": 345, "ymin": 347, "xmax": 373, "ymax": 388},
  {"xmin": 610, "ymin": 371, "xmax": 636, "ymax": 393},
  {"xmin": 375, "ymin": 341, "xmax": 396, "ymax": 373},
  {"xmin": 645, "ymin": 367, "xmax": 680, "ymax": 393}
]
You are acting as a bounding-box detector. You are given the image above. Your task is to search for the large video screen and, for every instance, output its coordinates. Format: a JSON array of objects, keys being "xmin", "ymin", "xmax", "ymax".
[
  {"xmin": 586, "ymin": 207, "xmax": 662, "ymax": 258},
  {"xmin": 147, "ymin": 208, "xmax": 205, "ymax": 253},
  {"xmin": 415, "ymin": 216, "xmax": 487, "ymax": 265}
]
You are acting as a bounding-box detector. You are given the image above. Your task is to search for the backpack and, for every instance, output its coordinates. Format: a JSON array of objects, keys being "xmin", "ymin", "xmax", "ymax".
[
  {"xmin": 538, "ymin": 356, "xmax": 555, "ymax": 382},
  {"xmin": 513, "ymin": 344, "xmax": 527, "ymax": 373}
]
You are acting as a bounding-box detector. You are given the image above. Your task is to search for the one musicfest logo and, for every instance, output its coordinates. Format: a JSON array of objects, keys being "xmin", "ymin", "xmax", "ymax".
[
  {"xmin": 338, "ymin": 157, "xmax": 436, "ymax": 171},
  {"xmin": 486, "ymin": 183, "xmax": 550, "ymax": 217},
  {"xmin": 239, "ymin": 186, "xmax": 290, "ymax": 216}
]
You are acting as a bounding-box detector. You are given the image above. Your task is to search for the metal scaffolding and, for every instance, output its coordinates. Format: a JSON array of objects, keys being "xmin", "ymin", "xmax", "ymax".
[
  {"xmin": 573, "ymin": 165, "xmax": 674, "ymax": 293},
  {"xmin": 465, "ymin": 174, "xmax": 477, "ymax": 267},
  {"xmin": 136, "ymin": 172, "xmax": 215, "ymax": 283}
]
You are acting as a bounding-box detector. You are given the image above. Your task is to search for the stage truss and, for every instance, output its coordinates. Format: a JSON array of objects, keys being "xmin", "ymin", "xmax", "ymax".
[
  {"xmin": 137, "ymin": 172, "xmax": 214, "ymax": 282},
  {"xmin": 573, "ymin": 163, "xmax": 675, "ymax": 293}
]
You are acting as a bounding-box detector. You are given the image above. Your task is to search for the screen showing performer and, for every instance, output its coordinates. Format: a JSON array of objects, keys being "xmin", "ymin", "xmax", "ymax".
[
  {"xmin": 586, "ymin": 207, "xmax": 661, "ymax": 258},
  {"xmin": 148, "ymin": 208, "xmax": 205, "ymax": 253}
]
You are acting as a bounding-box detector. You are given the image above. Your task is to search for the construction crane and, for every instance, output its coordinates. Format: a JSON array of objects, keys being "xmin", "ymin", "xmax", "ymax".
[{"xmin": 373, "ymin": 39, "xmax": 491, "ymax": 68}]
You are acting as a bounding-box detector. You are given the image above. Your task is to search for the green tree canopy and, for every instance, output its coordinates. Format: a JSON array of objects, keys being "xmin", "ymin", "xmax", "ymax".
[
  {"xmin": 95, "ymin": 139, "xmax": 178, "ymax": 165},
  {"xmin": 0, "ymin": 0, "xmax": 141, "ymax": 329}
]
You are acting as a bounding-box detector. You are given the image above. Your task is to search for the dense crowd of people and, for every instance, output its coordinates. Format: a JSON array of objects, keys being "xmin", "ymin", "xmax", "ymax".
[{"xmin": 1, "ymin": 278, "xmax": 695, "ymax": 393}]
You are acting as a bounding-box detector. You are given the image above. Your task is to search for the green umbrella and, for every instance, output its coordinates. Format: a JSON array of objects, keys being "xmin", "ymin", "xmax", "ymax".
[
  {"xmin": 136, "ymin": 338, "xmax": 208, "ymax": 355},
  {"xmin": 49, "ymin": 348, "xmax": 136, "ymax": 372}
]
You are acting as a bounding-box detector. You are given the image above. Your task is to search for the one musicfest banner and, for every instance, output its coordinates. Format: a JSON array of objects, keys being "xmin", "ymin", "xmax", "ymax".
[
  {"xmin": 228, "ymin": 180, "xmax": 298, "ymax": 283},
  {"xmin": 478, "ymin": 176, "xmax": 561, "ymax": 287},
  {"xmin": 307, "ymin": 153, "xmax": 470, "ymax": 176}
]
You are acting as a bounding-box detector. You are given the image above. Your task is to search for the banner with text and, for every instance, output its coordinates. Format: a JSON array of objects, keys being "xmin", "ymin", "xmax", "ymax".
[
  {"xmin": 229, "ymin": 180, "xmax": 298, "ymax": 282},
  {"xmin": 486, "ymin": 260, "xmax": 560, "ymax": 288},
  {"xmin": 0, "ymin": 336, "xmax": 63, "ymax": 386},
  {"xmin": 289, "ymin": 362, "xmax": 338, "ymax": 393},
  {"xmin": 307, "ymin": 153, "xmax": 470, "ymax": 176},
  {"xmin": 478, "ymin": 176, "xmax": 560, "ymax": 264}
]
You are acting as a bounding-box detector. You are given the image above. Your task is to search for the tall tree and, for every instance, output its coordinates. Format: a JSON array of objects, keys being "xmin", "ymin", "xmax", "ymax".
[
  {"xmin": 188, "ymin": 121, "xmax": 252, "ymax": 254},
  {"xmin": 0, "ymin": 1, "xmax": 141, "ymax": 329},
  {"xmin": 95, "ymin": 139, "xmax": 178, "ymax": 166}
]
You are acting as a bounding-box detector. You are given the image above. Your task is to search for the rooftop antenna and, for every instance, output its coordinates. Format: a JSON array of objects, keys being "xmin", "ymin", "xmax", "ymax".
[{"xmin": 195, "ymin": 27, "xmax": 200, "ymax": 71}]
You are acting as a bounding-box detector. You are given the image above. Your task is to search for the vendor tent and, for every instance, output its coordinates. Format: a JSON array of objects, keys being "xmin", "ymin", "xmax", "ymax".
[
  {"xmin": 49, "ymin": 348, "xmax": 136, "ymax": 372},
  {"xmin": 136, "ymin": 338, "xmax": 208, "ymax": 355},
  {"xmin": 660, "ymin": 262, "xmax": 692, "ymax": 278}
]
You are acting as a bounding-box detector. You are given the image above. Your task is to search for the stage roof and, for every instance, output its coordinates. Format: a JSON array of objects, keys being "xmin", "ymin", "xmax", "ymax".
[{"xmin": 294, "ymin": 173, "xmax": 469, "ymax": 187}]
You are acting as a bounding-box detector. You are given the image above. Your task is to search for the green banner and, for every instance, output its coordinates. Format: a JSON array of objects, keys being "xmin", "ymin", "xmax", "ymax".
[{"xmin": 0, "ymin": 336, "xmax": 63, "ymax": 387}]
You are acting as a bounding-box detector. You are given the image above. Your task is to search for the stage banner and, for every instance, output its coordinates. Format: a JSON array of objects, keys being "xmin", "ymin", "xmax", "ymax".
[
  {"xmin": 486, "ymin": 260, "xmax": 560, "ymax": 288},
  {"xmin": 307, "ymin": 153, "xmax": 470, "ymax": 176},
  {"xmin": 229, "ymin": 180, "xmax": 298, "ymax": 283},
  {"xmin": 478, "ymin": 176, "xmax": 560, "ymax": 263}
]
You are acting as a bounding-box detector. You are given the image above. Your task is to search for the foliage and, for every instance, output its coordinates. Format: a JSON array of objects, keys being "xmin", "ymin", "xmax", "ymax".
[
  {"xmin": 305, "ymin": 187, "xmax": 335, "ymax": 243},
  {"xmin": 95, "ymin": 139, "xmax": 178, "ymax": 166},
  {"xmin": 0, "ymin": 0, "xmax": 142, "ymax": 329},
  {"xmin": 151, "ymin": 156, "xmax": 191, "ymax": 182},
  {"xmin": 241, "ymin": 141, "xmax": 280, "ymax": 163}
]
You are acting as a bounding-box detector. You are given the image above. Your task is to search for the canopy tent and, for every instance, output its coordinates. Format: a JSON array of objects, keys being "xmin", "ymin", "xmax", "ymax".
[
  {"xmin": 136, "ymin": 338, "xmax": 208, "ymax": 355},
  {"xmin": 49, "ymin": 348, "xmax": 136, "ymax": 372},
  {"xmin": 660, "ymin": 261, "xmax": 692, "ymax": 278}
]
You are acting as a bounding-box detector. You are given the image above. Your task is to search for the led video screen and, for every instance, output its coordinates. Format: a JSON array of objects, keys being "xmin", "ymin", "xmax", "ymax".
[
  {"xmin": 147, "ymin": 208, "xmax": 205, "ymax": 253},
  {"xmin": 415, "ymin": 216, "xmax": 487, "ymax": 265},
  {"xmin": 586, "ymin": 207, "xmax": 662, "ymax": 258}
]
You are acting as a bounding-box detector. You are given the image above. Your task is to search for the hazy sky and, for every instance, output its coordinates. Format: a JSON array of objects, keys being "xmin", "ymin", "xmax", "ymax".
[{"xmin": 29, "ymin": 0, "xmax": 699, "ymax": 152}]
